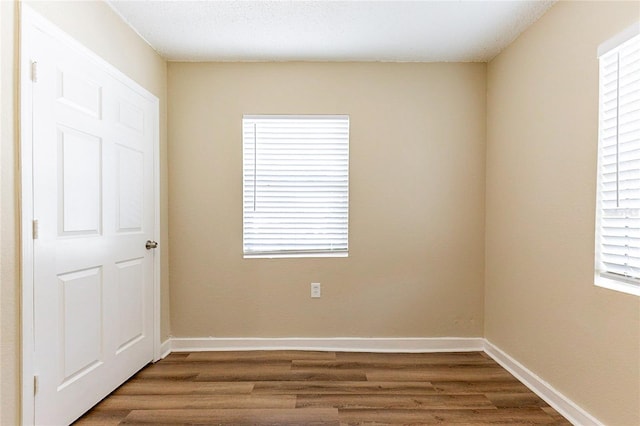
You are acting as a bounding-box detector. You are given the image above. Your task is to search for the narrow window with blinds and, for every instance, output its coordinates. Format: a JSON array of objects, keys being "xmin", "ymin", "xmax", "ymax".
[
  {"xmin": 242, "ymin": 115, "xmax": 349, "ymax": 258},
  {"xmin": 595, "ymin": 25, "xmax": 640, "ymax": 296}
]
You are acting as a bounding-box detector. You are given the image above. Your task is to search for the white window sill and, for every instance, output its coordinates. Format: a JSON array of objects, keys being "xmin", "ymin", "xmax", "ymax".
[
  {"xmin": 595, "ymin": 274, "xmax": 640, "ymax": 297},
  {"xmin": 244, "ymin": 252, "xmax": 348, "ymax": 259}
]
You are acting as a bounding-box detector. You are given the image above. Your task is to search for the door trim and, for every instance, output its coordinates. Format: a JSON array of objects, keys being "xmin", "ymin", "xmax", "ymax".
[{"xmin": 20, "ymin": 5, "xmax": 162, "ymax": 424}]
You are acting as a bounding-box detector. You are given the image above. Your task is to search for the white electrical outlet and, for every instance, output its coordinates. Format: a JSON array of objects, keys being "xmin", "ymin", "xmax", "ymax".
[{"xmin": 311, "ymin": 282, "xmax": 321, "ymax": 298}]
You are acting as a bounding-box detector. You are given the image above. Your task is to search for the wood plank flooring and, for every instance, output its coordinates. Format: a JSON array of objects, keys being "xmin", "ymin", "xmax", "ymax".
[{"xmin": 73, "ymin": 351, "xmax": 571, "ymax": 425}]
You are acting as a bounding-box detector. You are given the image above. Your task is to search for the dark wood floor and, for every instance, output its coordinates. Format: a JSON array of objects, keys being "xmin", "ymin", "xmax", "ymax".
[{"xmin": 74, "ymin": 351, "xmax": 571, "ymax": 425}]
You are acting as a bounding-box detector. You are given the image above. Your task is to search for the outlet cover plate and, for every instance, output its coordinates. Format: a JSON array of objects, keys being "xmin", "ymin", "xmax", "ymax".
[{"xmin": 311, "ymin": 282, "xmax": 321, "ymax": 298}]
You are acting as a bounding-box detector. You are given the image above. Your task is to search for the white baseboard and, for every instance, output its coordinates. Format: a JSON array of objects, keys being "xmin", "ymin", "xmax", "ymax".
[
  {"xmin": 168, "ymin": 337, "xmax": 485, "ymax": 353},
  {"xmin": 483, "ymin": 340, "xmax": 603, "ymax": 426},
  {"xmin": 159, "ymin": 339, "xmax": 172, "ymax": 360}
]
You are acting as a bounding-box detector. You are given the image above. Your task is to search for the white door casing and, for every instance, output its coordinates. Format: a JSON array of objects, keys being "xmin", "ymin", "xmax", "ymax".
[{"xmin": 21, "ymin": 6, "xmax": 161, "ymax": 425}]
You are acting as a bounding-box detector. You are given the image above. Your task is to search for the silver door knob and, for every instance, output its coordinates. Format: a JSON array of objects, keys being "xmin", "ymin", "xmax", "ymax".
[{"xmin": 146, "ymin": 240, "xmax": 158, "ymax": 250}]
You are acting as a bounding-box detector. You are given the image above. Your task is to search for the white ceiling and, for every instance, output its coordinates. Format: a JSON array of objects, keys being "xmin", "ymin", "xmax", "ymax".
[{"xmin": 107, "ymin": 0, "xmax": 555, "ymax": 62}]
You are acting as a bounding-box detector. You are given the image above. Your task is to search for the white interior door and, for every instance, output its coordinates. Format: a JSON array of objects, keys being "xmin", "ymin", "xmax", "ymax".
[{"xmin": 27, "ymin": 21, "xmax": 158, "ymax": 426}]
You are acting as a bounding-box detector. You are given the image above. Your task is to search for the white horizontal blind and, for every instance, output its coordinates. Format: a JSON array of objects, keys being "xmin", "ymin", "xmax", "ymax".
[
  {"xmin": 596, "ymin": 32, "xmax": 640, "ymax": 290},
  {"xmin": 243, "ymin": 115, "xmax": 349, "ymax": 257}
]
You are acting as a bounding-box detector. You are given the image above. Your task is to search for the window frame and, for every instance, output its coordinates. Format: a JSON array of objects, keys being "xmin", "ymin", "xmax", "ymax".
[
  {"xmin": 242, "ymin": 114, "xmax": 350, "ymax": 259},
  {"xmin": 594, "ymin": 23, "xmax": 640, "ymax": 296}
]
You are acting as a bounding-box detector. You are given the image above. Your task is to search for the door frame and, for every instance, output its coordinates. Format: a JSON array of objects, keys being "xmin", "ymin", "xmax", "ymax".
[{"xmin": 19, "ymin": 5, "xmax": 162, "ymax": 425}]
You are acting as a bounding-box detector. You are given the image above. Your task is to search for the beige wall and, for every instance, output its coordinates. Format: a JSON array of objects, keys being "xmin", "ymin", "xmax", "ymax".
[
  {"xmin": 167, "ymin": 62, "xmax": 487, "ymax": 338},
  {"xmin": 486, "ymin": 1, "xmax": 640, "ymax": 425},
  {"xmin": 1, "ymin": 2, "xmax": 20, "ymax": 423},
  {"xmin": 0, "ymin": 1, "xmax": 169, "ymax": 424}
]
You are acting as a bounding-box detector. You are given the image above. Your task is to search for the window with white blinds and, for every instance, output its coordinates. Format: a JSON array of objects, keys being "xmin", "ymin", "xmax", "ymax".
[
  {"xmin": 242, "ymin": 115, "xmax": 349, "ymax": 258},
  {"xmin": 595, "ymin": 27, "xmax": 640, "ymax": 296}
]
